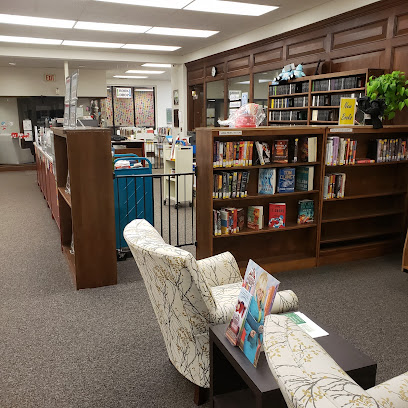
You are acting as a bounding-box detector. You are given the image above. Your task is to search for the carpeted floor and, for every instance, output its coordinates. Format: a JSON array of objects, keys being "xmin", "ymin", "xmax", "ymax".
[{"xmin": 0, "ymin": 170, "xmax": 407, "ymax": 408}]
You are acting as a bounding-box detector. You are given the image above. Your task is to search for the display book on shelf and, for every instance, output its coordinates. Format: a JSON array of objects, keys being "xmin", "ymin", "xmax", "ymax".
[
  {"xmin": 267, "ymin": 69, "xmax": 383, "ymax": 126},
  {"xmin": 163, "ymin": 143, "xmax": 194, "ymax": 208},
  {"xmin": 196, "ymin": 126, "xmax": 408, "ymax": 274},
  {"xmin": 53, "ymin": 128, "xmax": 117, "ymax": 289}
]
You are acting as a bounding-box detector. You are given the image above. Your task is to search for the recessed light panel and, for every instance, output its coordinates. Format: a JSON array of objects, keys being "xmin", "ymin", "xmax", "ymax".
[
  {"xmin": 113, "ymin": 75, "xmax": 149, "ymax": 78},
  {"xmin": 142, "ymin": 63, "xmax": 172, "ymax": 68},
  {"xmin": 184, "ymin": 0, "xmax": 279, "ymax": 16},
  {"xmin": 134, "ymin": 88, "xmax": 154, "ymax": 91},
  {"xmin": 0, "ymin": 14, "xmax": 75, "ymax": 28},
  {"xmin": 122, "ymin": 44, "xmax": 180, "ymax": 51},
  {"xmin": 94, "ymin": 0, "xmax": 191, "ymax": 9},
  {"xmin": 74, "ymin": 21, "xmax": 151, "ymax": 33},
  {"xmin": 0, "ymin": 35, "xmax": 62, "ymax": 45},
  {"xmin": 62, "ymin": 40, "xmax": 124, "ymax": 48},
  {"xmin": 146, "ymin": 27, "xmax": 218, "ymax": 38},
  {"xmin": 126, "ymin": 70, "xmax": 164, "ymax": 74}
]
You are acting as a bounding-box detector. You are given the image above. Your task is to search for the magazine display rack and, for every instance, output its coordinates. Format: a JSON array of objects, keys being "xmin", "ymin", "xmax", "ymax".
[
  {"xmin": 196, "ymin": 126, "xmax": 408, "ymax": 274},
  {"xmin": 53, "ymin": 128, "xmax": 117, "ymax": 289}
]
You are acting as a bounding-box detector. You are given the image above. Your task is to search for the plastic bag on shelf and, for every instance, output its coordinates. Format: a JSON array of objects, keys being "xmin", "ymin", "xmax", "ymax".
[{"xmin": 218, "ymin": 103, "xmax": 266, "ymax": 128}]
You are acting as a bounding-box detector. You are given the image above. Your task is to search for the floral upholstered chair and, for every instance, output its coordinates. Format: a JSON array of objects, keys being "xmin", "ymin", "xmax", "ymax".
[
  {"xmin": 123, "ymin": 219, "xmax": 299, "ymax": 403},
  {"xmin": 264, "ymin": 314, "xmax": 408, "ymax": 408}
]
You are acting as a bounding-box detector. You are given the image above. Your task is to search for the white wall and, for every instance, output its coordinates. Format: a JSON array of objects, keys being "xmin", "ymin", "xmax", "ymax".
[
  {"xmin": 0, "ymin": 97, "xmax": 19, "ymax": 134},
  {"xmin": 106, "ymin": 78, "xmax": 172, "ymax": 128},
  {"xmin": 171, "ymin": 64, "xmax": 188, "ymax": 139},
  {"xmin": 0, "ymin": 67, "xmax": 107, "ymax": 97}
]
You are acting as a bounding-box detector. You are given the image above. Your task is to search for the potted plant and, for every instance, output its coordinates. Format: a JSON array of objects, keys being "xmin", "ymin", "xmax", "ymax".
[{"xmin": 360, "ymin": 71, "xmax": 408, "ymax": 128}]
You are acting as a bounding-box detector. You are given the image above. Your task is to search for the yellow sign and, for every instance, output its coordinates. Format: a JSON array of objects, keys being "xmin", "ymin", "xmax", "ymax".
[{"xmin": 338, "ymin": 97, "xmax": 357, "ymax": 125}]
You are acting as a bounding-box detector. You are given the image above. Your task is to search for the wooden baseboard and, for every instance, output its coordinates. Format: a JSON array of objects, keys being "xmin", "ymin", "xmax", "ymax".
[{"xmin": 0, "ymin": 164, "xmax": 36, "ymax": 172}]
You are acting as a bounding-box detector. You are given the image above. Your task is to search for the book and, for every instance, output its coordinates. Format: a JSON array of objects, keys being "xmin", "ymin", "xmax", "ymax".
[
  {"xmin": 247, "ymin": 206, "xmax": 263, "ymax": 230},
  {"xmin": 237, "ymin": 208, "xmax": 245, "ymax": 232},
  {"xmin": 277, "ymin": 168, "xmax": 295, "ymax": 193},
  {"xmin": 269, "ymin": 203, "xmax": 286, "ymax": 228},
  {"xmin": 258, "ymin": 168, "xmax": 276, "ymax": 195},
  {"xmin": 220, "ymin": 209, "xmax": 230, "ymax": 234},
  {"xmin": 272, "ymin": 140, "xmax": 288, "ymax": 163},
  {"xmin": 297, "ymin": 199, "xmax": 314, "ymax": 224},
  {"xmin": 295, "ymin": 166, "xmax": 314, "ymax": 191},
  {"xmin": 288, "ymin": 138, "xmax": 299, "ymax": 163},
  {"xmin": 255, "ymin": 141, "xmax": 271, "ymax": 165},
  {"xmin": 225, "ymin": 260, "xmax": 280, "ymax": 367},
  {"xmin": 298, "ymin": 137, "xmax": 317, "ymax": 162}
]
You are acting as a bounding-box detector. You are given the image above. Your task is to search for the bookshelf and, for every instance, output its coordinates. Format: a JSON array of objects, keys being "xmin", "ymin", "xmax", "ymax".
[
  {"xmin": 196, "ymin": 126, "xmax": 408, "ymax": 274},
  {"xmin": 53, "ymin": 128, "xmax": 117, "ymax": 289},
  {"xmin": 196, "ymin": 126, "xmax": 325, "ymax": 273},
  {"xmin": 268, "ymin": 69, "xmax": 383, "ymax": 126}
]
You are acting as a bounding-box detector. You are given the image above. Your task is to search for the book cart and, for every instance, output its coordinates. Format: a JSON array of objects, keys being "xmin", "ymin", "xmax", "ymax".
[
  {"xmin": 196, "ymin": 126, "xmax": 408, "ymax": 274},
  {"xmin": 268, "ymin": 69, "xmax": 383, "ymax": 126}
]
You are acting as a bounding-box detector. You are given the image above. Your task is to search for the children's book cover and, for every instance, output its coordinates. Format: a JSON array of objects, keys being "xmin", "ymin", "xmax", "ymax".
[
  {"xmin": 269, "ymin": 203, "xmax": 286, "ymax": 228},
  {"xmin": 226, "ymin": 260, "xmax": 280, "ymax": 367},
  {"xmin": 258, "ymin": 168, "xmax": 276, "ymax": 195}
]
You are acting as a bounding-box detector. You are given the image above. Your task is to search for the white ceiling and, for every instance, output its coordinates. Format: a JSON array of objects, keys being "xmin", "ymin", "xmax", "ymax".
[{"xmin": 0, "ymin": 0, "xmax": 377, "ymax": 73}]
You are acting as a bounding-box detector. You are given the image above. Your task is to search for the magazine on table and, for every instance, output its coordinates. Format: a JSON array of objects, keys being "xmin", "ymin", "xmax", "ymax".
[{"xmin": 226, "ymin": 259, "xmax": 280, "ymax": 367}]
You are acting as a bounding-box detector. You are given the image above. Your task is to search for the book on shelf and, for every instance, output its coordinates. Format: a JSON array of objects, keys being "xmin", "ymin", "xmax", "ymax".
[
  {"xmin": 326, "ymin": 137, "xmax": 357, "ymax": 166},
  {"xmin": 323, "ymin": 173, "xmax": 346, "ymax": 199},
  {"xmin": 298, "ymin": 137, "xmax": 317, "ymax": 162},
  {"xmin": 367, "ymin": 138, "xmax": 408, "ymax": 163},
  {"xmin": 247, "ymin": 206, "xmax": 263, "ymax": 230},
  {"xmin": 269, "ymin": 82, "xmax": 309, "ymax": 96},
  {"xmin": 214, "ymin": 208, "xmax": 244, "ymax": 236},
  {"xmin": 213, "ymin": 171, "xmax": 250, "ymax": 199},
  {"xmin": 269, "ymin": 203, "xmax": 286, "ymax": 228},
  {"xmin": 288, "ymin": 138, "xmax": 299, "ymax": 163},
  {"xmin": 258, "ymin": 168, "xmax": 276, "ymax": 195},
  {"xmin": 270, "ymin": 96, "xmax": 308, "ymax": 109},
  {"xmin": 295, "ymin": 166, "xmax": 314, "ymax": 191},
  {"xmin": 254, "ymin": 141, "xmax": 271, "ymax": 165},
  {"xmin": 277, "ymin": 167, "xmax": 295, "ymax": 193},
  {"xmin": 297, "ymin": 199, "xmax": 314, "ymax": 224},
  {"xmin": 272, "ymin": 140, "xmax": 289, "ymax": 163},
  {"xmin": 225, "ymin": 259, "xmax": 280, "ymax": 367},
  {"xmin": 312, "ymin": 75, "xmax": 365, "ymax": 92},
  {"xmin": 213, "ymin": 141, "xmax": 254, "ymax": 168}
]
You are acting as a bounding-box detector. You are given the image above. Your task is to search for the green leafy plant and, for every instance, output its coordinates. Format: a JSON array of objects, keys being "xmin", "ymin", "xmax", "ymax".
[{"xmin": 366, "ymin": 71, "xmax": 408, "ymax": 120}]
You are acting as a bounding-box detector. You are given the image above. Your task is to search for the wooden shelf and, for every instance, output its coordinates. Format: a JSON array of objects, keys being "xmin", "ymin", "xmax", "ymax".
[
  {"xmin": 320, "ymin": 228, "xmax": 400, "ymax": 244},
  {"xmin": 324, "ymin": 190, "xmax": 407, "ymax": 201},
  {"xmin": 269, "ymin": 107, "xmax": 308, "ymax": 111},
  {"xmin": 213, "ymin": 190, "xmax": 319, "ymax": 203},
  {"xmin": 214, "ymin": 222, "xmax": 316, "ymax": 238},
  {"xmin": 322, "ymin": 209, "xmax": 403, "ymax": 223},
  {"xmin": 268, "ymin": 92, "xmax": 308, "ymax": 98},
  {"xmin": 311, "ymin": 106, "xmax": 340, "ymax": 109},
  {"xmin": 326, "ymin": 160, "xmax": 408, "ymax": 168},
  {"xmin": 310, "ymin": 120, "xmax": 338, "ymax": 124},
  {"xmin": 311, "ymin": 87, "xmax": 365, "ymax": 94},
  {"xmin": 58, "ymin": 187, "xmax": 72, "ymax": 207},
  {"xmin": 268, "ymin": 120, "xmax": 308, "ymax": 123},
  {"xmin": 213, "ymin": 162, "xmax": 320, "ymax": 171},
  {"xmin": 62, "ymin": 245, "xmax": 76, "ymax": 282}
]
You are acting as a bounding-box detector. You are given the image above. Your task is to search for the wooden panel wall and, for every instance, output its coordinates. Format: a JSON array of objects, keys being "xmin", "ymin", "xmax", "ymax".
[{"xmin": 186, "ymin": 0, "xmax": 408, "ymax": 127}]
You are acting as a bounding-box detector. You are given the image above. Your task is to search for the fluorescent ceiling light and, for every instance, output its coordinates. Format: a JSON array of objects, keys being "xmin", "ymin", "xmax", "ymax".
[
  {"xmin": 122, "ymin": 44, "xmax": 180, "ymax": 51},
  {"xmin": 258, "ymin": 79, "xmax": 274, "ymax": 83},
  {"xmin": 142, "ymin": 63, "xmax": 172, "ymax": 68},
  {"xmin": 0, "ymin": 35, "xmax": 62, "ymax": 45},
  {"xmin": 126, "ymin": 70, "xmax": 164, "ymax": 74},
  {"xmin": 236, "ymin": 81, "xmax": 250, "ymax": 84},
  {"xmin": 146, "ymin": 27, "xmax": 218, "ymax": 38},
  {"xmin": 62, "ymin": 40, "xmax": 124, "ymax": 48},
  {"xmin": 134, "ymin": 88, "xmax": 154, "ymax": 91},
  {"xmin": 113, "ymin": 75, "xmax": 148, "ymax": 78},
  {"xmin": 74, "ymin": 21, "xmax": 151, "ymax": 33},
  {"xmin": 184, "ymin": 0, "xmax": 278, "ymax": 16},
  {"xmin": 94, "ymin": 0, "xmax": 191, "ymax": 9},
  {"xmin": 0, "ymin": 13, "xmax": 75, "ymax": 28}
]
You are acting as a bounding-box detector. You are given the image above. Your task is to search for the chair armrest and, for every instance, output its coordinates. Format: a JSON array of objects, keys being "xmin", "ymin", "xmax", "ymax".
[
  {"xmin": 271, "ymin": 290, "xmax": 299, "ymax": 314},
  {"xmin": 196, "ymin": 251, "xmax": 242, "ymax": 288},
  {"xmin": 367, "ymin": 372, "xmax": 408, "ymax": 408}
]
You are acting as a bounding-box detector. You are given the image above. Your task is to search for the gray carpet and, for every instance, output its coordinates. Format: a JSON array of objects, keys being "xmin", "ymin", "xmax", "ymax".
[{"xmin": 0, "ymin": 170, "xmax": 407, "ymax": 408}]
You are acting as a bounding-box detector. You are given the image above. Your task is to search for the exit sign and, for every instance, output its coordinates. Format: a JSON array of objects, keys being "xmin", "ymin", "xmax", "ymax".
[{"xmin": 44, "ymin": 74, "xmax": 56, "ymax": 82}]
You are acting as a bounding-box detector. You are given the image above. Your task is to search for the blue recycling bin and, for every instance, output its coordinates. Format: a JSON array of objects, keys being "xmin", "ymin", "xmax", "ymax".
[{"xmin": 113, "ymin": 154, "xmax": 153, "ymax": 252}]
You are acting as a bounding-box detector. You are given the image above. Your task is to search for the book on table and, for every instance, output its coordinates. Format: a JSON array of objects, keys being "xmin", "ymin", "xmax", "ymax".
[{"xmin": 225, "ymin": 259, "xmax": 280, "ymax": 367}]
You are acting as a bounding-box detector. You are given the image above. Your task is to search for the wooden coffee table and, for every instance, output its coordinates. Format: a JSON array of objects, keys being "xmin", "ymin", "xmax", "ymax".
[{"xmin": 210, "ymin": 320, "xmax": 377, "ymax": 408}]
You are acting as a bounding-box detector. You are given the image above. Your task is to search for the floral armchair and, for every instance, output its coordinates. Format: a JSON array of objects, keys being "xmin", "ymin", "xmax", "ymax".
[
  {"xmin": 264, "ymin": 314, "xmax": 408, "ymax": 408},
  {"xmin": 123, "ymin": 219, "xmax": 299, "ymax": 391}
]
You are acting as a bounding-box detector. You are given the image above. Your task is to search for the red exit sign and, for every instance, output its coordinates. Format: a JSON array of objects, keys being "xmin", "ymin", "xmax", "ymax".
[{"xmin": 44, "ymin": 74, "xmax": 56, "ymax": 82}]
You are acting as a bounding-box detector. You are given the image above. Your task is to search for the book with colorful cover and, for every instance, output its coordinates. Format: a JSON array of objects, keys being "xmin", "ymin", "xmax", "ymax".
[
  {"xmin": 297, "ymin": 199, "xmax": 314, "ymax": 224},
  {"xmin": 268, "ymin": 203, "xmax": 286, "ymax": 228},
  {"xmin": 247, "ymin": 206, "xmax": 263, "ymax": 230},
  {"xmin": 258, "ymin": 168, "xmax": 276, "ymax": 195},
  {"xmin": 295, "ymin": 166, "xmax": 314, "ymax": 191},
  {"xmin": 225, "ymin": 260, "xmax": 280, "ymax": 367},
  {"xmin": 277, "ymin": 167, "xmax": 295, "ymax": 193},
  {"xmin": 273, "ymin": 140, "xmax": 289, "ymax": 163}
]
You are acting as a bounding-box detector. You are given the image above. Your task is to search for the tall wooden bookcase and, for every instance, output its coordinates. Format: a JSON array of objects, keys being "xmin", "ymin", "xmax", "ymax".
[
  {"xmin": 196, "ymin": 126, "xmax": 408, "ymax": 274},
  {"xmin": 53, "ymin": 128, "xmax": 117, "ymax": 289},
  {"xmin": 267, "ymin": 69, "xmax": 383, "ymax": 126}
]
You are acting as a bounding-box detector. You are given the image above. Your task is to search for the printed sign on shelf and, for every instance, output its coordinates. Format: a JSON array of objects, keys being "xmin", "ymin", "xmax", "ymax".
[
  {"xmin": 338, "ymin": 97, "xmax": 357, "ymax": 125},
  {"xmin": 116, "ymin": 87, "xmax": 132, "ymax": 98}
]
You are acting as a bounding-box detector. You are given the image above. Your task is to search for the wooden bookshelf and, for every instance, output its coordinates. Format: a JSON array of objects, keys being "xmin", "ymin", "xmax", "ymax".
[
  {"xmin": 267, "ymin": 69, "xmax": 383, "ymax": 126},
  {"xmin": 319, "ymin": 125, "xmax": 408, "ymax": 265},
  {"xmin": 197, "ymin": 125, "xmax": 408, "ymax": 274},
  {"xmin": 196, "ymin": 126, "xmax": 324, "ymax": 273},
  {"xmin": 53, "ymin": 128, "xmax": 117, "ymax": 289}
]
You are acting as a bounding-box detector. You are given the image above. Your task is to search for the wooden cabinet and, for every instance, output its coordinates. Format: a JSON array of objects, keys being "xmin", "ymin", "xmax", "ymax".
[{"xmin": 53, "ymin": 128, "xmax": 117, "ymax": 289}]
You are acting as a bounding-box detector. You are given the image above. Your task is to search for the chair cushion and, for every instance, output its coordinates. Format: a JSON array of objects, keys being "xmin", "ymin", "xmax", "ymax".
[{"xmin": 210, "ymin": 281, "xmax": 242, "ymax": 323}]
